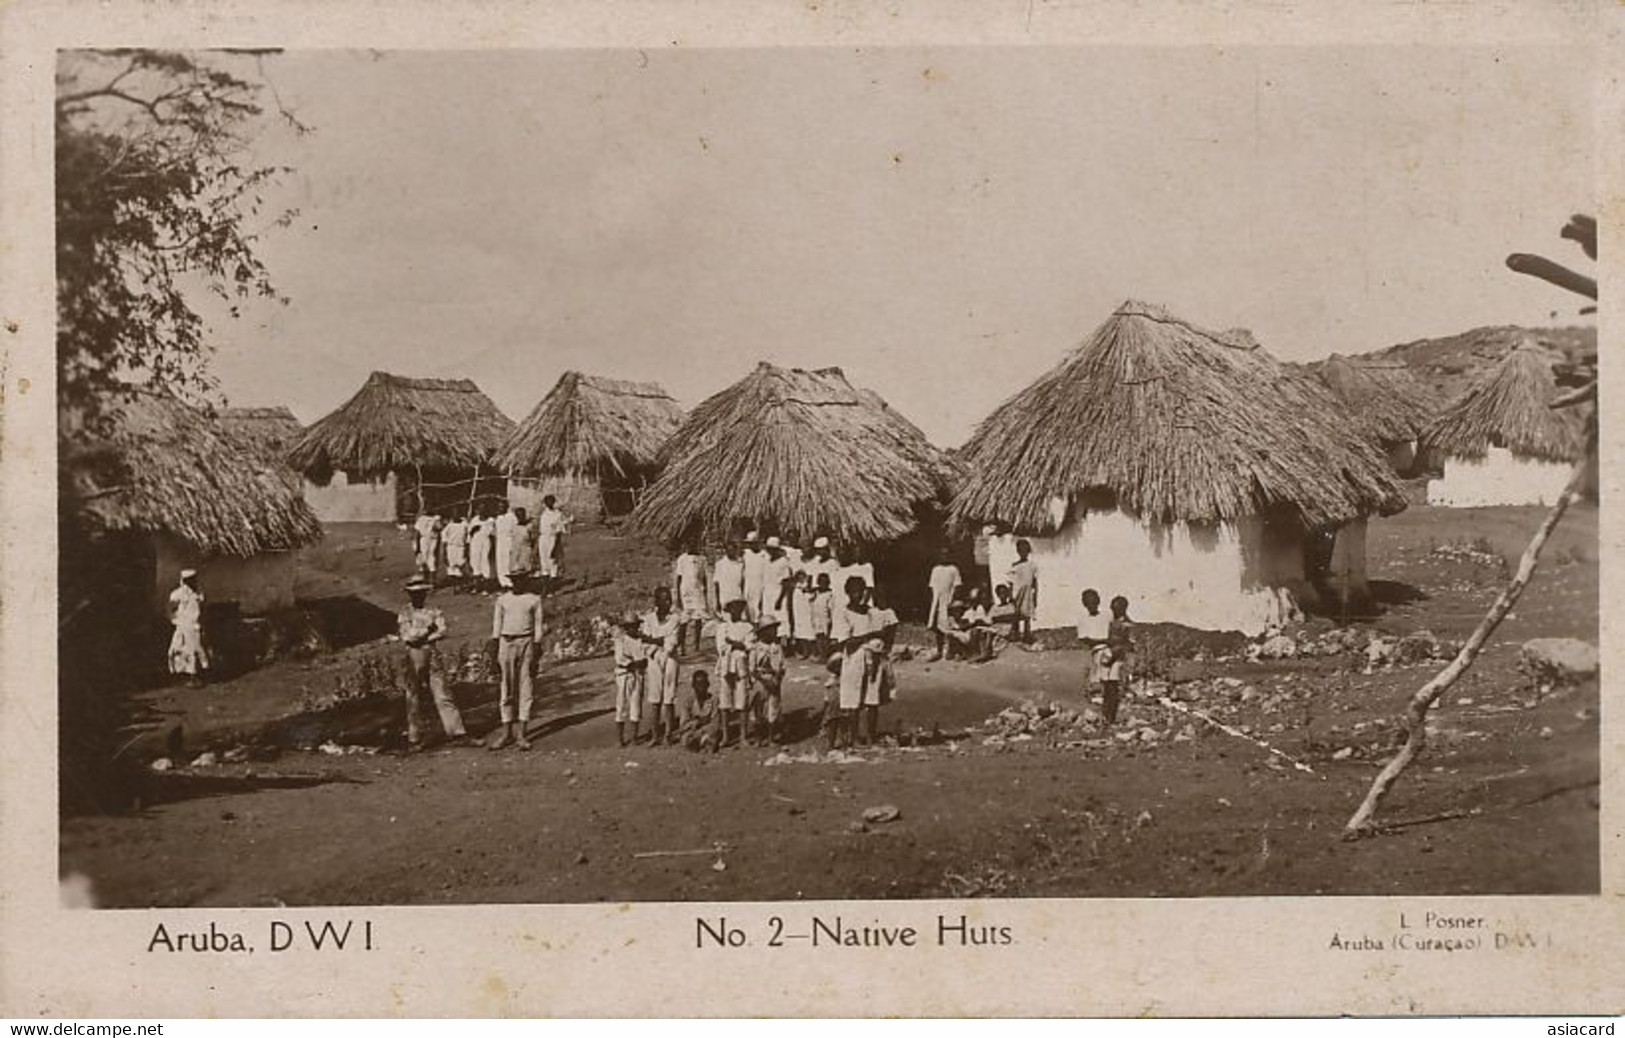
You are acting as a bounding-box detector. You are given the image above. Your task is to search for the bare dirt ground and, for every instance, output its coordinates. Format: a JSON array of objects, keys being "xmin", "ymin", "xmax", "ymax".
[{"xmin": 61, "ymin": 506, "xmax": 1600, "ymax": 906}]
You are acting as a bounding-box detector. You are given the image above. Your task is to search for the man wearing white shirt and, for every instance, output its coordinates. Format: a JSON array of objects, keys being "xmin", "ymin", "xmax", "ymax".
[
  {"xmin": 741, "ymin": 530, "xmax": 767, "ymax": 621},
  {"xmin": 493, "ymin": 504, "xmax": 518, "ymax": 589},
  {"xmin": 535, "ymin": 495, "xmax": 570, "ymax": 584},
  {"xmin": 713, "ymin": 540, "xmax": 747, "ymax": 616}
]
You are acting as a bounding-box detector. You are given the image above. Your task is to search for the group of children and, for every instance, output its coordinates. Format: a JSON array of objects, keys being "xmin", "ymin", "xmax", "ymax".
[
  {"xmin": 609, "ymin": 528, "xmax": 905, "ymax": 753},
  {"xmin": 926, "ymin": 541, "xmax": 1039, "ymax": 663},
  {"xmin": 669, "ymin": 533, "xmax": 877, "ymax": 662},
  {"xmin": 610, "ymin": 589, "xmax": 789, "ymax": 752}
]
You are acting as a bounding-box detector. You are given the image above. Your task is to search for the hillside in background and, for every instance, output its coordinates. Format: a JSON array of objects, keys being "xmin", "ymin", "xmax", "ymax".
[{"xmin": 1353, "ymin": 325, "xmax": 1596, "ymax": 404}]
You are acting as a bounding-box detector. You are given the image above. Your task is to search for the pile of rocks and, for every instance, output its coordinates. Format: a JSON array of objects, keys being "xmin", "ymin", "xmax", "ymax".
[{"xmin": 1363, "ymin": 629, "xmax": 1459, "ymax": 671}]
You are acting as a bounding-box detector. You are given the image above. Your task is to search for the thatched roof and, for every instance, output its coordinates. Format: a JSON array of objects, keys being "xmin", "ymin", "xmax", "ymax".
[
  {"xmin": 1301, "ymin": 354, "xmax": 1443, "ymax": 445},
  {"xmin": 220, "ymin": 405, "xmax": 303, "ymax": 462},
  {"xmin": 494, "ymin": 371, "xmax": 686, "ymax": 480},
  {"xmin": 950, "ymin": 300, "xmax": 1408, "ymax": 535},
  {"xmin": 630, "ymin": 362, "xmax": 951, "ymax": 544},
  {"xmin": 1420, "ymin": 344, "xmax": 1586, "ymax": 463},
  {"xmin": 286, "ymin": 372, "xmax": 514, "ymax": 482},
  {"xmin": 69, "ymin": 390, "xmax": 323, "ymax": 557}
]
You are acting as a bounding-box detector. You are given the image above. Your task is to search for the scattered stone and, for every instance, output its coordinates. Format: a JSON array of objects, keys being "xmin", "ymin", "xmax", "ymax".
[
  {"xmin": 1365, "ymin": 638, "xmax": 1394, "ymax": 669},
  {"xmin": 1394, "ymin": 629, "xmax": 1441, "ymax": 665},
  {"xmin": 711, "ymin": 858, "xmax": 728, "ymax": 872},
  {"xmin": 575, "ymin": 852, "xmax": 589, "ymax": 865},
  {"xmin": 1256, "ymin": 635, "xmax": 1298, "ymax": 660},
  {"xmin": 1331, "ymin": 747, "xmax": 1354, "ymax": 761},
  {"xmin": 190, "ymin": 751, "xmax": 218, "ymax": 768},
  {"xmin": 1520, "ymin": 638, "xmax": 1600, "ymax": 686},
  {"xmin": 1134, "ymin": 810, "xmax": 1154, "ymax": 828},
  {"xmin": 862, "ymin": 805, "xmax": 901, "ymax": 824},
  {"xmin": 149, "ymin": 758, "xmax": 172, "ymax": 772},
  {"xmin": 846, "ymin": 821, "xmax": 868, "ymax": 835},
  {"xmin": 1539, "ymin": 727, "xmax": 1555, "ymax": 739}
]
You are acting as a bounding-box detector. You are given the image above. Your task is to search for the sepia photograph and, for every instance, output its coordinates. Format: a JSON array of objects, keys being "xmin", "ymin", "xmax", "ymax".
[{"xmin": 50, "ymin": 39, "xmax": 1599, "ymax": 916}]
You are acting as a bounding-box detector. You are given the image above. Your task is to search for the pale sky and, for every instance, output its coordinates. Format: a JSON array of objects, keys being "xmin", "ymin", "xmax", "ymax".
[{"xmin": 203, "ymin": 46, "xmax": 1594, "ymax": 446}]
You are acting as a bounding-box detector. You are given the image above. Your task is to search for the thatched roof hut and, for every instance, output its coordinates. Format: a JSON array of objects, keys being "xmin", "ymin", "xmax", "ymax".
[
  {"xmin": 952, "ymin": 300, "xmax": 1406, "ymax": 536},
  {"xmin": 286, "ymin": 372, "xmax": 514, "ymax": 483},
  {"xmin": 630, "ymin": 362, "xmax": 951, "ymax": 544},
  {"xmin": 1420, "ymin": 345, "xmax": 1585, "ymax": 464},
  {"xmin": 1303, "ymin": 354, "xmax": 1442, "ymax": 447},
  {"xmin": 495, "ymin": 372, "xmax": 685, "ymax": 481},
  {"xmin": 70, "ymin": 390, "xmax": 322, "ymax": 558},
  {"xmin": 220, "ymin": 405, "xmax": 303, "ymax": 463}
]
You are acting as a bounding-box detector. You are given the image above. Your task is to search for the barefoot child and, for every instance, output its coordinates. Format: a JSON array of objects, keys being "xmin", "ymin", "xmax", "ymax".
[
  {"xmin": 713, "ymin": 599, "xmax": 755, "ymax": 747},
  {"xmin": 828, "ymin": 575, "xmax": 877, "ymax": 750},
  {"xmin": 1007, "ymin": 539, "xmax": 1038, "ymax": 644},
  {"xmin": 1075, "ymin": 588, "xmax": 1110, "ymax": 719},
  {"xmin": 612, "ymin": 611, "xmax": 650, "ymax": 747},
  {"xmin": 678, "ymin": 670, "xmax": 721, "ymax": 753},
  {"xmin": 862, "ymin": 587, "xmax": 901, "ymax": 745},
  {"xmin": 641, "ymin": 586, "xmax": 683, "ymax": 745},
  {"xmin": 925, "ymin": 548, "xmax": 962, "ymax": 662},
  {"xmin": 1103, "ymin": 595, "xmax": 1135, "ymax": 724},
  {"xmin": 810, "ymin": 572, "xmax": 834, "ymax": 660},
  {"xmin": 789, "ymin": 570, "xmax": 816, "ymax": 659},
  {"xmin": 749, "ymin": 618, "xmax": 787, "ymax": 745}
]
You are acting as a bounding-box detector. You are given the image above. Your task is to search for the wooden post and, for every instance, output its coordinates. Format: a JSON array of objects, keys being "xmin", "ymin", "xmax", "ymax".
[{"xmin": 466, "ymin": 461, "xmax": 482, "ymax": 519}]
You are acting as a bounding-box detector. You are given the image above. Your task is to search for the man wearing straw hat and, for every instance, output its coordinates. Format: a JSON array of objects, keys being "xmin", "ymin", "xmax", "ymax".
[
  {"xmin": 489, "ymin": 573, "xmax": 544, "ymax": 751},
  {"xmin": 166, "ymin": 568, "xmax": 210, "ymax": 687},
  {"xmin": 398, "ymin": 574, "xmax": 469, "ymax": 751}
]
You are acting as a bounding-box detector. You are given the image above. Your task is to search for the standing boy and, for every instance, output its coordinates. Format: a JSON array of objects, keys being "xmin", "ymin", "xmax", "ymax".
[
  {"xmin": 613, "ymin": 611, "xmax": 650, "ymax": 747},
  {"xmin": 809, "ymin": 572, "xmax": 835, "ymax": 663},
  {"xmin": 1007, "ymin": 538, "xmax": 1038, "ymax": 645},
  {"xmin": 926, "ymin": 548, "xmax": 962, "ymax": 661},
  {"xmin": 713, "ymin": 599, "xmax": 755, "ymax": 748},
  {"xmin": 749, "ymin": 617, "xmax": 787, "ymax": 746},
  {"xmin": 671, "ymin": 540, "xmax": 711, "ymax": 657},
  {"xmin": 762, "ymin": 537, "xmax": 794, "ymax": 634},
  {"xmin": 642, "ymin": 587, "xmax": 683, "ymax": 745},
  {"xmin": 1076, "ymin": 588, "xmax": 1111, "ymax": 717},
  {"xmin": 490, "ymin": 574, "xmax": 544, "ymax": 750},
  {"xmin": 535, "ymin": 495, "xmax": 570, "ymax": 588},
  {"xmin": 442, "ymin": 512, "xmax": 469, "ymax": 579},
  {"xmin": 398, "ymin": 575, "xmax": 468, "ymax": 750},
  {"xmin": 712, "ymin": 541, "xmax": 746, "ymax": 619},
  {"xmin": 1102, "ymin": 595, "xmax": 1135, "ymax": 725}
]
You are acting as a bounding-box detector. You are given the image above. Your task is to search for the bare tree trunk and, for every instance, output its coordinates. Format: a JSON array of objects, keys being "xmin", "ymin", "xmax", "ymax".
[
  {"xmin": 1342, "ymin": 462, "xmax": 1588, "ymax": 837},
  {"xmin": 466, "ymin": 461, "xmax": 482, "ymax": 519}
]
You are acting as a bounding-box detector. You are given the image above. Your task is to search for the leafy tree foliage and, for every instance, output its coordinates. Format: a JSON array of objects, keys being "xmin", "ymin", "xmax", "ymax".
[{"xmin": 56, "ymin": 49, "xmax": 302, "ymax": 419}]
